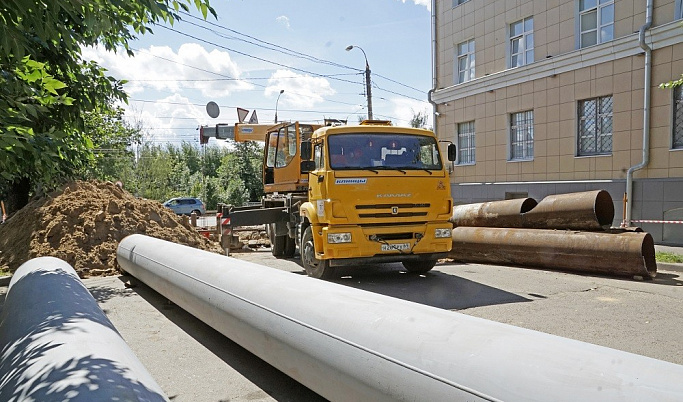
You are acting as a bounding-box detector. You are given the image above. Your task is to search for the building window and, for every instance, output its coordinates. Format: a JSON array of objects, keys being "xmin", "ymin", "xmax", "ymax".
[
  {"xmin": 510, "ymin": 111, "xmax": 534, "ymax": 161},
  {"xmin": 579, "ymin": 0, "xmax": 614, "ymax": 47},
  {"xmin": 674, "ymin": 86, "xmax": 683, "ymax": 149},
  {"xmin": 453, "ymin": 0, "xmax": 470, "ymax": 6},
  {"xmin": 457, "ymin": 121, "xmax": 475, "ymax": 165},
  {"xmin": 578, "ymin": 96, "xmax": 613, "ymax": 155},
  {"xmin": 456, "ymin": 40, "xmax": 475, "ymax": 84},
  {"xmin": 677, "ymin": 0, "xmax": 683, "ymax": 20},
  {"xmin": 510, "ymin": 17, "xmax": 534, "ymax": 68}
]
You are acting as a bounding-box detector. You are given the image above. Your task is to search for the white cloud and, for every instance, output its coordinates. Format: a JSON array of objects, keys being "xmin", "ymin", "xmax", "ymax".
[
  {"xmin": 395, "ymin": 0, "xmax": 431, "ymax": 12},
  {"xmin": 276, "ymin": 15, "xmax": 292, "ymax": 30},
  {"xmin": 389, "ymin": 97, "xmax": 433, "ymax": 128},
  {"xmin": 125, "ymin": 93, "xmax": 206, "ymax": 145},
  {"xmin": 265, "ymin": 69, "xmax": 336, "ymax": 109},
  {"xmin": 82, "ymin": 43, "xmax": 253, "ymax": 99}
]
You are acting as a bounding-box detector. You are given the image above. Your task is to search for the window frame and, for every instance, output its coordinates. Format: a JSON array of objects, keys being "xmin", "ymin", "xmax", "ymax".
[
  {"xmin": 676, "ymin": 0, "xmax": 683, "ymax": 20},
  {"xmin": 577, "ymin": 0, "xmax": 615, "ymax": 48},
  {"xmin": 455, "ymin": 39, "xmax": 475, "ymax": 84},
  {"xmin": 452, "ymin": 0, "xmax": 470, "ymax": 7},
  {"xmin": 673, "ymin": 86, "xmax": 683, "ymax": 150},
  {"xmin": 456, "ymin": 121, "xmax": 476, "ymax": 165},
  {"xmin": 577, "ymin": 95, "xmax": 613, "ymax": 156},
  {"xmin": 509, "ymin": 110, "xmax": 534, "ymax": 161},
  {"xmin": 509, "ymin": 17, "xmax": 534, "ymax": 68}
]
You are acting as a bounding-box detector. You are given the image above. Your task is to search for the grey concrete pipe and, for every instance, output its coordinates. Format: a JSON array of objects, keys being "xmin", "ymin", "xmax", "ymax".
[
  {"xmin": 117, "ymin": 234, "xmax": 681, "ymax": 401},
  {"xmin": 450, "ymin": 197, "xmax": 537, "ymax": 228},
  {"xmin": 450, "ymin": 227, "xmax": 656, "ymax": 279},
  {"xmin": 0, "ymin": 257, "xmax": 167, "ymax": 401}
]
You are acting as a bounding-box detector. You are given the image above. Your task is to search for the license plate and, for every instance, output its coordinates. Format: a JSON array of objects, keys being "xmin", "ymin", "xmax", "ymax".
[{"xmin": 381, "ymin": 243, "xmax": 410, "ymax": 252}]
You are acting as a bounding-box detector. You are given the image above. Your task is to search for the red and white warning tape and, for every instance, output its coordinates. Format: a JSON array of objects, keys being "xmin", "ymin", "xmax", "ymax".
[{"xmin": 631, "ymin": 220, "xmax": 683, "ymax": 224}]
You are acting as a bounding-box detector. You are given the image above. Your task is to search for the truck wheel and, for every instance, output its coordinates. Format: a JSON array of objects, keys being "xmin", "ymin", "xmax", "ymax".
[
  {"xmin": 301, "ymin": 226, "xmax": 335, "ymax": 279},
  {"xmin": 402, "ymin": 259, "xmax": 437, "ymax": 274},
  {"xmin": 269, "ymin": 223, "xmax": 286, "ymax": 257}
]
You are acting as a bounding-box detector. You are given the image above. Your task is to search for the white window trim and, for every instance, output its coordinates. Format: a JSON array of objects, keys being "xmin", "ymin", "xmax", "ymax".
[
  {"xmin": 508, "ymin": 17, "xmax": 534, "ymax": 69},
  {"xmin": 576, "ymin": 0, "xmax": 615, "ymax": 49},
  {"xmin": 455, "ymin": 39, "xmax": 475, "ymax": 84},
  {"xmin": 509, "ymin": 110, "xmax": 534, "ymax": 161},
  {"xmin": 577, "ymin": 95, "xmax": 613, "ymax": 156},
  {"xmin": 457, "ymin": 121, "xmax": 476, "ymax": 165},
  {"xmin": 673, "ymin": 86, "xmax": 683, "ymax": 150}
]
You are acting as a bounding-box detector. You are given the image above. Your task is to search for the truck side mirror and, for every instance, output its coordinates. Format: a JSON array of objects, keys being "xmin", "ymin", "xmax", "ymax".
[
  {"xmin": 300, "ymin": 160, "xmax": 316, "ymax": 173},
  {"xmin": 447, "ymin": 143, "xmax": 457, "ymax": 162},
  {"xmin": 300, "ymin": 141, "xmax": 312, "ymax": 160}
]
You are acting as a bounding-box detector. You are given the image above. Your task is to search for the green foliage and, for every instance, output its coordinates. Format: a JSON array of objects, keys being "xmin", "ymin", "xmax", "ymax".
[
  {"xmin": 94, "ymin": 140, "xmax": 264, "ymax": 210},
  {"xmin": 655, "ymin": 252, "xmax": 683, "ymax": 264},
  {"xmin": 0, "ymin": 0, "xmax": 215, "ymax": 212},
  {"xmin": 410, "ymin": 110, "xmax": 429, "ymax": 129},
  {"xmin": 660, "ymin": 75, "xmax": 683, "ymax": 90}
]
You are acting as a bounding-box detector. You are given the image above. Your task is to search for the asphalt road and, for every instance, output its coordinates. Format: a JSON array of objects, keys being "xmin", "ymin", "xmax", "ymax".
[{"xmin": 2, "ymin": 249, "xmax": 682, "ymax": 401}]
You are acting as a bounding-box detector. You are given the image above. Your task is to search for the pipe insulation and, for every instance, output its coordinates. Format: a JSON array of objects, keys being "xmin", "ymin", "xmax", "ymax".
[
  {"xmin": 117, "ymin": 234, "xmax": 682, "ymax": 401},
  {"xmin": 0, "ymin": 257, "xmax": 167, "ymax": 402}
]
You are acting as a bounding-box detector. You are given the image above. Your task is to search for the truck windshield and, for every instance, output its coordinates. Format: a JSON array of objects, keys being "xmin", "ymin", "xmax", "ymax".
[{"xmin": 328, "ymin": 133, "xmax": 443, "ymax": 171}]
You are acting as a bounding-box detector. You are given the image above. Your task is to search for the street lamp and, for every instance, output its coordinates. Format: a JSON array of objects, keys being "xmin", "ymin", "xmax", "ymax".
[
  {"xmin": 345, "ymin": 45, "xmax": 373, "ymax": 120},
  {"xmin": 275, "ymin": 89, "xmax": 284, "ymax": 123}
]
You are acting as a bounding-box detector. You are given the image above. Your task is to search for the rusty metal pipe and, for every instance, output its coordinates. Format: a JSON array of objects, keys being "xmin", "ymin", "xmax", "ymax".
[
  {"xmin": 450, "ymin": 198, "xmax": 537, "ymax": 228},
  {"xmin": 522, "ymin": 190, "xmax": 615, "ymax": 231},
  {"xmin": 450, "ymin": 227, "xmax": 656, "ymax": 278}
]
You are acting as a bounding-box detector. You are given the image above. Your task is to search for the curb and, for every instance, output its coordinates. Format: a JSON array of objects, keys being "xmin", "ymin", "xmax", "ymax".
[{"xmin": 657, "ymin": 262, "xmax": 683, "ymax": 273}]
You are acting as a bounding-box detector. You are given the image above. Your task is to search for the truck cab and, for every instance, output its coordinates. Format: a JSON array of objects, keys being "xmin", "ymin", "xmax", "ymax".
[{"xmin": 299, "ymin": 121, "xmax": 456, "ymax": 279}]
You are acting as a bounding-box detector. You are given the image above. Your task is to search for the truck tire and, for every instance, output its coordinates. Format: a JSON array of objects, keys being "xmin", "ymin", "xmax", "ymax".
[
  {"xmin": 269, "ymin": 223, "xmax": 286, "ymax": 257},
  {"xmin": 402, "ymin": 259, "xmax": 437, "ymax": 274},
  {"xmin": 301, "ymin": 226, "xmax": 335, "ymax": 279}
]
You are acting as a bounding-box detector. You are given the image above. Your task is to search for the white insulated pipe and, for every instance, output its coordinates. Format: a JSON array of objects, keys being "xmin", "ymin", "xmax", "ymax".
[
  {"xmin": 116, "ymin": 234, "xmax": 683, "ymax": 401},
  {"xmin": 0, "ymin": 257, "xmax": 167, "ymax": 401}
]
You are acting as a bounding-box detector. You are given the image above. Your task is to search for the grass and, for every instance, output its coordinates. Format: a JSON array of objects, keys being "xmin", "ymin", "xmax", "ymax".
[{"xmin": 656, "ymin": 252, "xmax": 683, "ymax": 264}]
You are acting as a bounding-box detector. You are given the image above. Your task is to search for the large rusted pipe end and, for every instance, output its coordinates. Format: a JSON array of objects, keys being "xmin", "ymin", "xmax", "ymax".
[
  {"xmin": 641, "ymin": 232, "xmax": 657, "ymax": 278},
  {"xmin": 595, "ymin": 190, "xmax": 616, "ymax": 229},
  {"xmin": 520, "ymin": 197, "xmax": 538, "ymax": 213}
]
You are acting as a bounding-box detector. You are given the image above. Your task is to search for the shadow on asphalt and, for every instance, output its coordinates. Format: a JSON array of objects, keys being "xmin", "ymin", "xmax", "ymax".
[
  {"xmin": 328, "ymin": 263, "xmax": 531, "ymax": 310},
  {"xmin": 118, "ymin": 274, "xmax": 326, "ymax": 402}
]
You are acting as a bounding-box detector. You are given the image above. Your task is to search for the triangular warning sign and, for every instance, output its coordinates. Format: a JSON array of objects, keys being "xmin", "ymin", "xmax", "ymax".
[
  {"xmin": 248, "ymin": 110, "xmax": 258, "ymax": 124},
  {"xmin": 237, "ymin": 108, "xmax": 249, "ymax": 123}
]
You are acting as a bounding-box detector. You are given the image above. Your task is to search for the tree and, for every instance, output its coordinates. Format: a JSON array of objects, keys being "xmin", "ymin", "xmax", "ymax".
[
  {"xmin": 410, "ymin": 110, "xmax": 429, "ymax": 129},
  {"xmin": 0, "ymin": 0, "xmax": 216, "ymax": 214}
]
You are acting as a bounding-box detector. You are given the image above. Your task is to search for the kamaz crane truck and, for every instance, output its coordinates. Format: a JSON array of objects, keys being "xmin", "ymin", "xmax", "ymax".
[{"xmin": 206, "ymin": 120, "xmax": 456, "ymax": 279}]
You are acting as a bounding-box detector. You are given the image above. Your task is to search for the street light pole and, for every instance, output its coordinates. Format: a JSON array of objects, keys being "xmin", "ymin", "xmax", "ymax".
[
  {"xmin": 275, "ymin": 89, "xmax": 284, "ymax": 123},
  {"xmin": 345, "ymin": 45, "xmax": 373, "ymax": 120}
]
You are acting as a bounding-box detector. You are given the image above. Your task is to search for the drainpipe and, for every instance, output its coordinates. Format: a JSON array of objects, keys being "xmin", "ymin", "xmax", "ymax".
[
  {"xmin": 623, "ymin": 0, "xmax": 653, "ymax": 227},
  {"xmin": 428, "ymin": 0, "xmax": 438, "ymax": 136}
]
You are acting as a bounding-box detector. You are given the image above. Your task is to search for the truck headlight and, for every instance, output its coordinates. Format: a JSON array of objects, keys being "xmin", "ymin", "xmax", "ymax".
[
  {"xmin": 435, "ymin": 228, "xmax": 452, "ymax": 238},
  {"xmin": 328, "ymin": 232, "xmax": 352, "ymax": 244}
]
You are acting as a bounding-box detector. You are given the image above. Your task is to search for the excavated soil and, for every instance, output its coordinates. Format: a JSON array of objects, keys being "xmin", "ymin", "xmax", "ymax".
[{"xmin": 0, "ymin": 180, "xmax": 224, "ymax": 278}]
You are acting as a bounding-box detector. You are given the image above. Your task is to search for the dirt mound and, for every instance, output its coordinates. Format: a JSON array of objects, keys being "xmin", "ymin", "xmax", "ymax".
[{"xmin": 0, "ymin": 180, "xmax": 223, "ymax": 277}]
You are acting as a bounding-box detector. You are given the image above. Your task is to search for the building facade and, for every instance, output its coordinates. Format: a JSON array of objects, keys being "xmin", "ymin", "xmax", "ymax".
[{"xmin": 430, "ymin": 0, "xmax": 683, "ymax": 244}]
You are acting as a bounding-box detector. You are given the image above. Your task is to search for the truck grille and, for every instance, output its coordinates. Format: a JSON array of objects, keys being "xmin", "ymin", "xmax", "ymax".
[{"xmin": 355, "ymin": 203, "xmax": 430, "ymax": 219}]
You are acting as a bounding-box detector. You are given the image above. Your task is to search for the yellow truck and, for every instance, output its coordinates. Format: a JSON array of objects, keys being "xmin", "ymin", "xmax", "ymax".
[{"xmin": 212, "ymin": 120, "xmax": 455, "ymax": 279}]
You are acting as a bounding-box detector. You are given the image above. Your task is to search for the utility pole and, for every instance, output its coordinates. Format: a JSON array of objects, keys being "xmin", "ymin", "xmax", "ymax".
[{"xmin": 346, "ymin": 45, "xmax": 373, "ymax": 120}]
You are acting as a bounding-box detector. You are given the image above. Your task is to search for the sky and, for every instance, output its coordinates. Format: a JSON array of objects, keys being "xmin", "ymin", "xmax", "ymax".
[{"xmin": 83, "ymin": 0, "xmax": 434, "ymax": 147}]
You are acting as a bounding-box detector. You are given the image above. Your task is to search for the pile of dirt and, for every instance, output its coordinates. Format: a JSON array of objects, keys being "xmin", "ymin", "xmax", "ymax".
[{"xmin": 0, "ymin": 180, "xmax": 223, "ymax": 278}]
